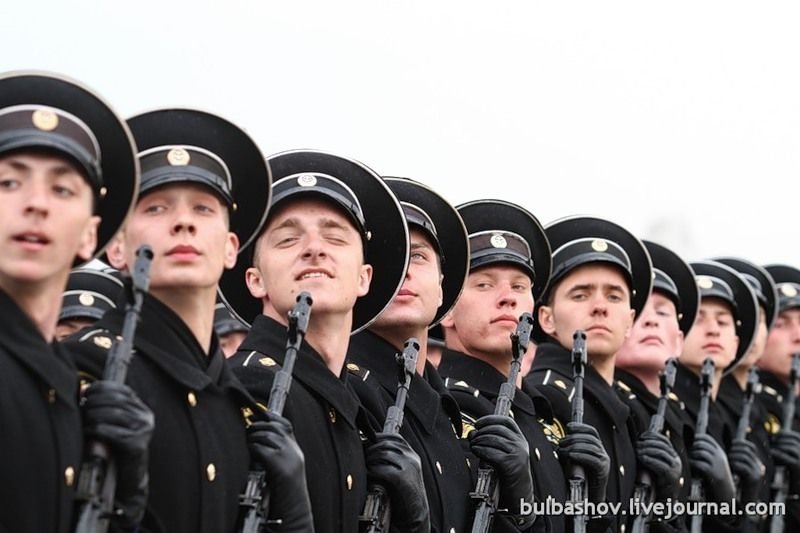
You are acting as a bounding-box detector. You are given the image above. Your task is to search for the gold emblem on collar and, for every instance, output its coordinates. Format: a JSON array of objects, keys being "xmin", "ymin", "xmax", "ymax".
[
  {"xmin": 591, "ymin": 239, "xmax": 608, "ymax": 252},
  {"xmin": 540, "ymin": 417, "xmax": 566, "ymax": 445},
  {"xmin": 697, "ymin": 276, "xmax": 714, "ymax": 290},
  {"xmin": 93, "ymin": 335, "xmax": 113, "ymax": 349},
  {"xmin": 259, "ymin": 357, "xmax": 276, "ymax": 367},
  {"xmin": 167, "ymin": 147, "xmax": 191, "ymax": 166},
  {"xmin": 32, "ymin": 109, "xmax": 58, "ymax": 131}
]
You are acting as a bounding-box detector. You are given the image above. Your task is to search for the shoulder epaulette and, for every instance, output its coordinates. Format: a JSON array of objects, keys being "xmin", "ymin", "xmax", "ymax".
[
  {"xmin": 240, "ymin": 350, "xmax": 283, "ymax": 370},
  {"xmin": 534, "ymin": 369, "xmax": 575, "ymax": 401},
  {"xmin": 78, "ymin": 328, "xmax": 116, "ymax": 350},
  {"xmin": 443, "ymin": 377, "xmax": 481, "ymax": 398},
  {"xmin": 345, "ymin": 361, "xmax": 370, "ymax": 381},
  {"xmin": 615, "ymin": 379, "xmax": 637, "ymax": 400},
  {"xmin": 762, "ymin": 385, "xmax": 783, "ymax": 403}
]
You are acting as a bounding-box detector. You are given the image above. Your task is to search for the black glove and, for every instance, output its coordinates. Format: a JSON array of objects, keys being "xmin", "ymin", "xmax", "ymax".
[
  {"xmin": 247, "ymin": 412, "xmax": 313, "ymax": 532},
  {"xmin": 728, "ymin": 438, "xmax": 765, "ymax": 503},
  {"xmin": 364, "ymin": 432, "xmax": 430, "ymax": 533},
  {"xmin": 557, "ymin": 422, "xmax": 609, "ymax": 503},
  {"xmin": 771, "ymin": 429, "xmax": 800, "ymax": 494},
  {"xmin": 688, "ymin": 434, "xmax": 735, "ymax": 503},
  {"xmin": 635, "ymin": 430, "xmax": 682, "ymax": 501},
  {"xmin": 468, "ymin": 414, "xmax": 535, "ymax": 526},
  {"xmin": 82, "ymin": 380, "xmax": 154, "ymax": 531}
]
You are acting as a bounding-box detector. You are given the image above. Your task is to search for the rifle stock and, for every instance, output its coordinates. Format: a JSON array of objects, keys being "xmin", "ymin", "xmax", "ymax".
[
  {"xmin": 359, "ymin": 337, "xmax": 420, "ymax": 533},
  {"xmin": 75, "ymin": 245, "xmax": 154, "ymax": 533},
  {"xmin": 470, "ymin": 312, "xmax": 534, "ymax": 533},
  {"xmin": 569, "ymin": 330, "xmax": 588, "ymax": 533},
  {"xmin": 769, "ymin": 353, "xmax": 800, "ymax": 533},
  {"xmin": 239, "ymin": 292, "xmax": 313, "ymax": 533},
  {"xmin": 631, "ymin": 357, "xmax": 678, "ymax": 533},
  {"xmin": 688, "ymin": 357, "xmax": 714, "ymax": 533}
]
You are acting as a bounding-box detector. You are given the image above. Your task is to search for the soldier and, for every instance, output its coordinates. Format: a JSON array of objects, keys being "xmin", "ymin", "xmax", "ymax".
[
  {"xmin": 757, "ymin": 264, "xmax": 800, "ymax": 530},
  {"xmin": 713, "ymin": 257, "xmax": 778, "ymax": 528},
  {"xmin": 0, "ymin": 71, "xmax": 152, "ymax": 532},
  {"xmin": 525, "ymin": 215, "xmax": 653, "ymax": 533},
  {"xmin": 437, "ymin": 199, "xmax": 566, "ymax": 533},
  {"xmin": 213, "ymin": 299, "xmax": 249, "ymax": 357},
  {"xmin": 343, "ymin": 177, "xmax": 479, "ymax": 532},
  {"xmin": 614, "ymin": 240, "xmax": 698, "ymax": 532},
  {"xmin": 221, "ymin": 150, "xmax": 430, "ymax": 532},
  {"xmin": 56, "ymin": 266, "xmax": 124, "ymax": 341},
  {"xmin": 675, "ymin": 260, "xmax": 759, "ymax": 530},
  {"xmin": 63, "ymin": 108, "xmax": 313, "ymax": 532}
]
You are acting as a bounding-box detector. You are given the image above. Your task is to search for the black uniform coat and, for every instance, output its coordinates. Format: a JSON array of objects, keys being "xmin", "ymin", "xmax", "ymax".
[
  {"xmin": 614, "ymin": 368, "xmax": 692, "ymax": 533},
  {"xmin": 525, "ymin": 342, "xmax": 637, "ymax": 533},
  {"xmin": 63, "ymin": 294, "xmax": 253, "ymax": 533},
  {"xmin": 717, "ymin": 373, "xmax": 774, "ymax": 504},
  {"xmin": 230, "ymin": 314, "xmax": 370, "ymax": 533},
  {"xmin": 437, "ymin": 347, "xmax": 566, "ymax": 533},
  {"xmin": 756, "ymin": 369, "xmax": 800, "ymax": 531},
  {"xmin": 347, "ymin": 331, "xmax": 474, "ymax": 533},
  {"xmin": 0, "ymin": 290, "xmax": 82, "ymax": 533}
]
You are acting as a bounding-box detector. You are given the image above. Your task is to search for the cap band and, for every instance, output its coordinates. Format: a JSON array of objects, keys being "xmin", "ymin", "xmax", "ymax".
[{"xmin": 469, "ymin": 230, "xmax": 535, "ymax": 280}]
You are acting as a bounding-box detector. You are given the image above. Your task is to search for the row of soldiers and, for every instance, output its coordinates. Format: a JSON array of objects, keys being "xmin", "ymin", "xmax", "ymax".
[{"xmin": 2, "ymin": 68, "xmax": 799, "ymax": 533}]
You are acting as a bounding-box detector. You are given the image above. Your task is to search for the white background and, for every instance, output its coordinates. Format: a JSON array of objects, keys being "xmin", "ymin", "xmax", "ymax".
[{"xmin": 5, "ymin": 1, "xmax": 799, "ymax": 267}]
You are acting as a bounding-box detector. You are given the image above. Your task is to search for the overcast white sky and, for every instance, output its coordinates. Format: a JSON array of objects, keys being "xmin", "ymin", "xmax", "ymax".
[{"xmin": 5, "ymin": 1, "xmax": 800, "ymax": 267}]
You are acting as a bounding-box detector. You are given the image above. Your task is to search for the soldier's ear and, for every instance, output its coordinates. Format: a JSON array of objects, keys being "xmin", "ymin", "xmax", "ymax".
[
  {"xmin": 245, "ymin": 266, "xmax": 267, "ymax": 299},
  {"xmin": 357, "ymin": 263, "xmax": 373, "ymax": 298},
  {"xmin": 440, "ymin": 311, "xmax": 455, "ymax": 329},
  {"xmin": 538, "ymin": 304, "xmax": 556, "ymax": 336},
  {"xmin": 223, "ymin": 231, "xmax": 239, "ymax": 270},
  {"xmin": 105, "ymin": 232, "xmax": 128, "ymax": 270}
]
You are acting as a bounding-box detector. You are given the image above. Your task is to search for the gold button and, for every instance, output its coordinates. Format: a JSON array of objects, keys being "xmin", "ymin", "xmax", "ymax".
[
  {"xmin": 436, "ymin": 461, "xmax": 443, "ymax": 474},
  {"xmin": 619, "ymin": 465, "xmax": 625, "ymax": 476},
  {"xmin": 187, "ymin": 391, "xmax": 197, "ymax": 407},
  {"xmin": 48, "ymin": 389, "xmax": 56, "ymax": 404},
  {"xmin": 206, "ymin": 463, "xmax": 216, "ymax": 482},
  {"xmin": 679, "ymin": 476, "xmax": 684, "ymax": 487},
  {"xmin": 328, "ymin": 409, "xmax": 337, "ymax": 424},
  {"xmin": 346, "ymin": 474, "xmax": 353, "ymax": 490},
  {"xmin": 64, "ymin": 466, "xmax": 75, "ymax": 486}
]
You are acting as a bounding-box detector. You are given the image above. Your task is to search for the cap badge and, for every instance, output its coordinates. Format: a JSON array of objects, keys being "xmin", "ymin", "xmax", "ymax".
[
  {"xmin": 298, "ymin": 174, "xmax": 317, "ymax": 187},
  {"xmin": 79, "ymin": 292, "xmax": 95, "ymax": 306},
  {"xmin": 697, "ymin": 276, "xmax": 714, "ymax": 290},
  {"xmin": 591, "ymin": 239, "xmax": 608, "ymax": 252},
  {"xmin": 490, "ymin": 233, "xmax": 507, "ymax": 249},
  {"xmin": 780, "ymin": 284, "xmax": 798, "ymax": 297},
  {"xmin": 167, "ymin": 147, "xmax": 191, "ymax": 166},
  {"xmin": 32, "ymin": 109, "xmax": 58, "ymax": 131}
]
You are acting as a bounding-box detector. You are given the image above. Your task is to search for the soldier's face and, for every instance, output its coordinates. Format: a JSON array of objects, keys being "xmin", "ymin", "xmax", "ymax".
[
  {"xmin": 442, "ymin": 264, "xmax": 533, "ymax": 361},
  {"xmin": 246, "ymin": 199, "xmax": 372, "ymax": 325},
  {"xmin": 370, "ymin": 228, "xmax": 442, "ymax": 336},
  {"xmin": 220, "ymin": 330, "xmax": 247, "ymax": 358},
  {"xmin": 759, "ymin": 308, "xmax": 800, "ymax": 379},
  {"xmin": 680, "ymin": 298, "xmax": 739, "ymax": 373},
  {"xmin": 55, "ymin": 317, "xmax": 96, "ymax": 342},
  {"xmin": 538, "ymin": 264, "xmax": 635, "ymax": 360},
  {"xmin": 616, "ymin": 291, "xmax": 684, "ymax": 373},
  {"xmin": 107, "ymin": 183, "xmax": 238, "ymax": 293},
  {"xmin": 0, "ymin": 152, "xmax": 99, "ymax": 287}
]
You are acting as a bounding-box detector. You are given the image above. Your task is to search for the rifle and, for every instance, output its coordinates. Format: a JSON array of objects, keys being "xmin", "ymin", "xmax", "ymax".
[
  {"xmin": 239, "ymin": 292, "xmax": 313, "ymax": 533},
  {"xmin": 733, "ymin": 366, "xmax": 761, "ymax": 495},
  {"xmin": 688, "ymin": 357, "xmax": 714, "ymax": 533},
  {"xmin": 769, "ymin": 352, "xmax": 800, "ymax": 533},
  {"xmin": 75, "ymin": 245, "xmax": 154, "ymax": 533},
  {"xmin": 631, "ymin": 358, "xmax": 678, "ymax": 533},
  {"xmin": 569, "ymin": 330, "xmax": 588, "ymax": 533},
  {"xmin": 359, "ymin": 337, "xmax": 420, "ymax": 532},
  {"xmin": 469, "ymin": 312, "xmax": 534, "ymax": 533}
]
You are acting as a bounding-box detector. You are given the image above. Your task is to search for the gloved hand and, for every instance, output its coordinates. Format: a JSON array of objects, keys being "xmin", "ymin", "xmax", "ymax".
[
  {"xmin": 468, "ymin": 414, "xmax": 535, "ymax": 526},
  {"xmin": 728, "ymin": 438, "xmax": 765, "ymax": 503},
  {"xmin": 688, "ymin": 434, "xmax": 735, "ymax": 503},
  {"xmin": 771, "ymin": 429, "xmax": 800, "ymax": 494},
  {"xmin": 82, "ymin": 380, "xmax": 154, "ymax": 531},
  {"xmin": 247, "ymin": 411, "xmax": 313, "ymax": 532},
  {"xmin": 557, "ymin": 422, "xmax": 609, "ymax": 502},
  {"xmin": 635, "ymin": 430, "xmax": 682, "ymax": 502},
  {"xmin": 364, "ymin": 432, "xmax": 430, "ymax": 533}
]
